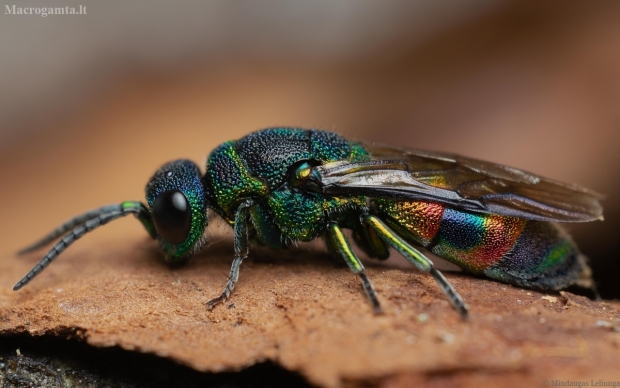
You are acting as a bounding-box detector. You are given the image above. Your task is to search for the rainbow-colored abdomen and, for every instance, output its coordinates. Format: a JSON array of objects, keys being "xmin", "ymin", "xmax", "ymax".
[{"xmin": 376, "ymin": 199, "xmax": 591, "ymax": 290}]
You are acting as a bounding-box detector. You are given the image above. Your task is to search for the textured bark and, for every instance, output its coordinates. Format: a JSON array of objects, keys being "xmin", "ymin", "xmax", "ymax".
[{"xmin": 1, "ymin": 235, "xmax": 619, "ymax": 387}]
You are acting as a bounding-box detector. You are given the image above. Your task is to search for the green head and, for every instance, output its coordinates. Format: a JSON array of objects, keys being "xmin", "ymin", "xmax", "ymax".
[
  {"xmin": 145, "ymin": 159, "xmax": 208, "ymax": 262},
  {"xmin": 13, "ymin": 159, "xmax": 209, "ymax": 291}
]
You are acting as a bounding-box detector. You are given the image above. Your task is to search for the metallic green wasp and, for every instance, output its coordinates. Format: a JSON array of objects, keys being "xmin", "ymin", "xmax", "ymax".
[{"xmin": 15, "ymin": 128, "xmax": 604, "ymax": 319}]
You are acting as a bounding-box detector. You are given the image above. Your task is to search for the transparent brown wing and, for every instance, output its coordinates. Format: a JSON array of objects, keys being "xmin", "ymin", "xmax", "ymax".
[{"xmin": 305, "ymin": 142, "xmax": 603, "ymax": 222}]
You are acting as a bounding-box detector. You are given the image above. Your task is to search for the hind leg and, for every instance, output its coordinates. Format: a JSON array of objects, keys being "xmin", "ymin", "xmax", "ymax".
[{"xmin": 363, "ymin": 214, "xmax": 468, "ymax": 319}]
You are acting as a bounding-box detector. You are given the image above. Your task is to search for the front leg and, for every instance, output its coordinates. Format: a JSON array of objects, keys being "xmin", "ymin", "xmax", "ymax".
[{"xmin": 206, "ymin": 199, "xmax": 253, "ymax": 310}]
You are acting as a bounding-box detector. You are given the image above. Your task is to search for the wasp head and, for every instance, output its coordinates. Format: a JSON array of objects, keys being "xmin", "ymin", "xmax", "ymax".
[{"xmin": 145, "ymin": 159, "xmax": 208, "ymax": 262}]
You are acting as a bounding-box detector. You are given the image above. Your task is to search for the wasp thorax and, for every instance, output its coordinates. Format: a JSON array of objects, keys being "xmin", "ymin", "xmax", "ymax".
[
  {"xmin": 290, "ymin": 161, "xmax": 314, "ymax": 188},
  {"xmin": 153, "ymin": 190, "xmax": 192, "ymax": 244}
]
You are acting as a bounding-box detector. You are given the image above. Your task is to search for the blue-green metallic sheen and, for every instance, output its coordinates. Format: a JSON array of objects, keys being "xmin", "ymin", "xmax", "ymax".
[{"xmin": 145, "ymin": 159, "xmax": 207, "ymax": 261}]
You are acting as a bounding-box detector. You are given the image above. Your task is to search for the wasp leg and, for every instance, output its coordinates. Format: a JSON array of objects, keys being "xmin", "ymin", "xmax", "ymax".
[
  {"xmin": 206, "ymin": 199, "xmax": 253, "ymax": 311},
  {"xmin": 327, "ymin": 222, "xmax": 382, "ymax": 314},
  {"xmin": 352, "ymin": 222, "xmax": 390, "ymax": 261},
  {"xmin": 590, "ymin": 282, "xmax": 602, "ymax": 302},
  {"xmin": 363, "ymin": 214, "xmax": 469, "ymax": 320}
]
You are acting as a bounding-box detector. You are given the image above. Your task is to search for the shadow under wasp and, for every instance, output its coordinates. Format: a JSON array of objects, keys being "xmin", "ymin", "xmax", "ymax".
[{"xmin": 15, "ymin": 128, "xmax": 604, "ymax": 319}]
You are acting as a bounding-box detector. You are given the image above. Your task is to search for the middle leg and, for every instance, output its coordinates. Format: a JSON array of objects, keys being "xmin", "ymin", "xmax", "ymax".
[{"xmin": 327, "ymin": 222, "xmax": 382, "ymax": 314}]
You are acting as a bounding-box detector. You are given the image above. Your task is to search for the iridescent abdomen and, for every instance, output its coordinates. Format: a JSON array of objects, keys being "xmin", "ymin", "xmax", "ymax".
[{"xmin": 376, "ymin": 199, "xmax": 591, "ymax": 290}]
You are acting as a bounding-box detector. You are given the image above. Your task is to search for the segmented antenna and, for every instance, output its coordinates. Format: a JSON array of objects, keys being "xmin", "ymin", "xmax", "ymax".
[
  {"xmin": 14, "ymin": 202, "xmax": 150, "ymax": 291},
  {"xmin": 18, "ymin": 205, "xmax": 121, "ymax": 255}
]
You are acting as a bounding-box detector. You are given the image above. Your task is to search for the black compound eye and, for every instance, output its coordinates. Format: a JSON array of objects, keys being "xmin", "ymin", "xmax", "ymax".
[{"xmin": 152, "ymin": 190, "xmax": 192, "ymax": 244}]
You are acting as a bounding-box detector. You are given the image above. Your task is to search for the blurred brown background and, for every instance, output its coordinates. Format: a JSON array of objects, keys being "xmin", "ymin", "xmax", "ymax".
[{"xmin": 1, "ymin": 1, "xmax": 619, "ymax": 297}]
